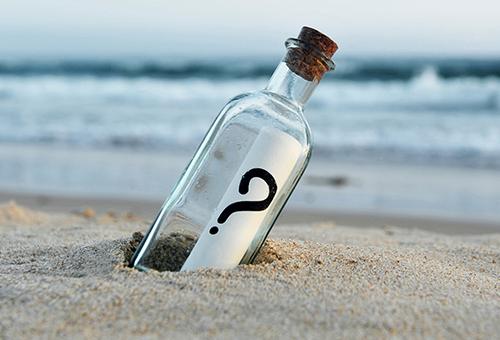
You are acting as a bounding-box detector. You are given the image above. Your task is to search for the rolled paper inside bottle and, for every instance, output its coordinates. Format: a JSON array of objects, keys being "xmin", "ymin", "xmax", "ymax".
[{"xmin": 181, "ymin": 127, "xmax": 303, "ymax": 271}]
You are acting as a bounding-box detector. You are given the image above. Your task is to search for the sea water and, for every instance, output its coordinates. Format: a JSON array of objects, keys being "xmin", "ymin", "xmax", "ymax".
[{"xmin": 0, "ymin": 56, "xmax": 499, "ymax": 222}]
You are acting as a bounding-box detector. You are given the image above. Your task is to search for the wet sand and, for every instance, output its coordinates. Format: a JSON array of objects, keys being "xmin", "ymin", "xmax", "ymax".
[{"xmin": 1, "ymin": 190, "xmax": 499, "ymax": 235}]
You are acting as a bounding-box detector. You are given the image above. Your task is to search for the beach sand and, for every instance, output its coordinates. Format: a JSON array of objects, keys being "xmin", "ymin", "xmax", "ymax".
[{"xmin": 1, "ymin": 201, "xmax": 499, "ymax": 339}]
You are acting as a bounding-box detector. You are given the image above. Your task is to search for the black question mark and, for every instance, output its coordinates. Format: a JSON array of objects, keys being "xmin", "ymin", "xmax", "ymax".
[{"xmin": 209, "ymin": 168, "xmax": 277, "ymax": 235}]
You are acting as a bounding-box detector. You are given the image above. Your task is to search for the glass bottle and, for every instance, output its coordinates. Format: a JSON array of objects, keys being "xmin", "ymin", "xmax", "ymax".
[{"xmin": 130, "ymin": 27, "xmax": 338, "ymax": 272}]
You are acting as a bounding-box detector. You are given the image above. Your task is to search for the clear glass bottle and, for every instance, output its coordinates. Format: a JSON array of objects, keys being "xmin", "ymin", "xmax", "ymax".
[{"xmin": 130, "ymin": 27, "xmax": 338, "ymax": 272}]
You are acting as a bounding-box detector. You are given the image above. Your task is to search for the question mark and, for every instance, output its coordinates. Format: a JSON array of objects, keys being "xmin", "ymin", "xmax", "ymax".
[{"xmin": 209, "ymin": 168, "xmax": 277, "ymax": 235}]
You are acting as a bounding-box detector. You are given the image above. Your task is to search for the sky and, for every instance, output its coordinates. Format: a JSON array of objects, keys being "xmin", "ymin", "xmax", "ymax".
[{"xmin": 1, "ymin": 0, "xmax": 500, "ymax": 58}]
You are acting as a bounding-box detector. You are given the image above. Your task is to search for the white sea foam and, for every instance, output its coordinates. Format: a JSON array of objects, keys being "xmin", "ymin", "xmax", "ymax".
[{"xmin": 0, "ymin": 71, "xmax": 499, "ymax": 168}]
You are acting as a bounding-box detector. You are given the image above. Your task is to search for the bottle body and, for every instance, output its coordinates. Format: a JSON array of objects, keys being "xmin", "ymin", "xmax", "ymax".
[
  {"xmin": 130, "ymin": 27, "xmax": 338, "ymax": 272},
  {"xmin": 131, "ymin": 86, "xmax": 312, "ymax": 271}
]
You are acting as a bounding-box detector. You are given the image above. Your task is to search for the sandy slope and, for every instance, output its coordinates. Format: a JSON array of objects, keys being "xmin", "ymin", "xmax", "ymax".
[{"xmin": 0, "ymin": 201, "xmax": 499, "ymax": 339}]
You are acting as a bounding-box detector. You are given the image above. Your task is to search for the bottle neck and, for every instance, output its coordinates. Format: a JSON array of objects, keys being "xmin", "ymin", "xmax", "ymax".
[{"xmin": 265, "ymin": 62, "xmax": 319, "ymax": 109}]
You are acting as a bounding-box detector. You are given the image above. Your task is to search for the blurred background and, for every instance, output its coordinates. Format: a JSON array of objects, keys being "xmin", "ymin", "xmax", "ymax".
[{"xmin": 1, "ymin": 0, "xmax": 499, "ymax": 232}]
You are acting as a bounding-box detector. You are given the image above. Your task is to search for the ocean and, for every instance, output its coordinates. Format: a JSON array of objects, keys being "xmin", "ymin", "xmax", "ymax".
[
  {"xmin": 1, "ymin": 56, "xmax": 500, "ymax": 221},
  {"xmin": 1, "ymin": 57, "xmax": 499, "ymax": 169}
]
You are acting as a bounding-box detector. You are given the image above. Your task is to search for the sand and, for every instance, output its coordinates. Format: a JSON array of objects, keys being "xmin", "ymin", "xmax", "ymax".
[
  {"xmin": 3, "ymin": 190, "xmax": 500, "ymax": 235},
  {"xmin": 0, "ymin": 201, "xmax": 499, "ymax": 339}
]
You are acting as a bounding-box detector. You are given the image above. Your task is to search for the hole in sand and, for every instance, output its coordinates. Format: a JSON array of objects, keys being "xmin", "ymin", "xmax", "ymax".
[
  {"xmin": 123, "ymin": 232, "xmax": 287, "ymax": 272},
  {"xmin": 123, "ymin": 231, "xmax": 197, "ymax": 272}
]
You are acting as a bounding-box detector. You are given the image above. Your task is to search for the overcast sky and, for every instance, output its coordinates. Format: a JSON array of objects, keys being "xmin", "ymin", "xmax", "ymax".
[{"xmin": 1, "ymin": 0, "xmax": 499, "ymax": 58}]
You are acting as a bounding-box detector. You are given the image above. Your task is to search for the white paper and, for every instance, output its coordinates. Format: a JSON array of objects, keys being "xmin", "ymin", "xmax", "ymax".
[{"xmin": 181, "ymin": 126, "xmax": 303, "ymax": 271}]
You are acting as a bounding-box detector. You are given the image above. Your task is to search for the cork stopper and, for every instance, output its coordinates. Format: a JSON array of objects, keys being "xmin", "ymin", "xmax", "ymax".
[{"xmin": 284, "ymin": 27, "xmax": 338, "ymax": 81}]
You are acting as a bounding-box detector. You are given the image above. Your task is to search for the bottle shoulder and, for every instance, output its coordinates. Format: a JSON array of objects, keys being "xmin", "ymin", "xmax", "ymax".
[
  {"xmin": 222, "ymin": 91, "xmax": 310, "ymax": 129},
  {"xmin": 225, "ymin": 91, "xmax": 299, "ymax": 113},
  {"xmin": 215, "ymin": 91, "xmax": 312, "ymax": 150}
]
